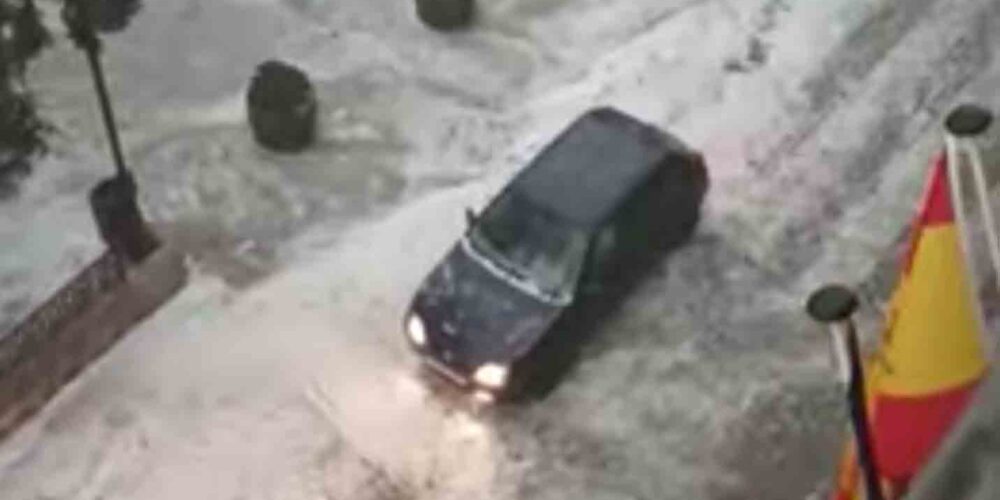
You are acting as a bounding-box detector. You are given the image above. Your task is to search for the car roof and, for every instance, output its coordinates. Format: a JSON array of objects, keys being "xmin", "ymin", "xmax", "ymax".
[{"xmin": 512, "ymin": 107, "xmax": 690, "ymax": 228}]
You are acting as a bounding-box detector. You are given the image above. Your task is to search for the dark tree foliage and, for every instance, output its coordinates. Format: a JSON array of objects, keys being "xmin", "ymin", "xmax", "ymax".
[
  {"xmin": 0, "ymin": 0, "xmax": 141, "ymax": 195},
  {"xmin": 0, "ymin": 0, "xmax": 50, "ymax": 195}
]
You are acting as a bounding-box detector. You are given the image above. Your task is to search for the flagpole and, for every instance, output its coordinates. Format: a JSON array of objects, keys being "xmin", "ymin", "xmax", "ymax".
[
  {"xmin": 944, "ymin": 105, "xmax": 996, "ymax": 356},
  {"xmin": 967, "ymin": 143, "xmax": 1000, "ymax": 292},
  {"xmin": 807, "ymin": 285, "xmax": 885, "ymax": 500},
  {"xmin": 945, "ymin": 106, "xmax": 1000, "ymax": 294},
  {"xmin": 63, "ymin": 0, "xmax": 129, "ymax": 180}
]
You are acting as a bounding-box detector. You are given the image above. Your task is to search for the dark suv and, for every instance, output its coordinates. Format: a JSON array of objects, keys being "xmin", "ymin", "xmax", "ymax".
[{"xmin": 404, "ymin": 107, "xmax": 708, "ymax": 402}]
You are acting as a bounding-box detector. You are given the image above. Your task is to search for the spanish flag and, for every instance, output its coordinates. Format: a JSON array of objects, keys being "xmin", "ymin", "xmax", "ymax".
[{"xmin": 832, "ymin": 153, "xmax": 989, "ymax": 499}]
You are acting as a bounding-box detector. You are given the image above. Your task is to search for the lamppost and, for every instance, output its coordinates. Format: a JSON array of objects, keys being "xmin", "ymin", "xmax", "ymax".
[{"xmin": 62, "ymin": 0, "xmax": 157, "ymax": 264}]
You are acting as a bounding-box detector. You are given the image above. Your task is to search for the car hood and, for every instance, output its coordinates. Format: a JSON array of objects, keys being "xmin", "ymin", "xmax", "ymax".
[{"xmin": 411, "ymin": 242, "xmax": 564, "ymax": 365}]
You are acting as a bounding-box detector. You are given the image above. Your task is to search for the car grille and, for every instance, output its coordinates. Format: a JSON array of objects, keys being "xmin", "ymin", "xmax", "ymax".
[{"xmin": 423, "ymin": 356, "xmax": 469, "ymax": 387}]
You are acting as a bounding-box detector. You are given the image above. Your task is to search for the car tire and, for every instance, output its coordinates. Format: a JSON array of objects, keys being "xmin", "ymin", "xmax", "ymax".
[
  {"xmin": 415, "ymin": 0, "xmax": 474, "ymax": 31},
  {"xmin": 507, "ymin": 330, "xmax": 583, "ymax": 403},
  {"xmin": 657, "ymin": 153, "xmax": 709, "ymax": 250},
  {"xmin": 246, "ymin": 60, "xmax": 318, "ymax": 153}
]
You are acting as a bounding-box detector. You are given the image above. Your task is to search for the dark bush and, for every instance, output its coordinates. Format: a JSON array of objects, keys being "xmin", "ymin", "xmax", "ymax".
[
  {"xmin": 0, "ymin": 0, "xmax": 142, "ymax": 197},
  {"xmin": 0, "ymin": 0, "xmax": 50, "ymax": 196},
  {"xmin": 246, "ymin": 60, "xmax": 317, "ymax": 153},
  {"xmin": 415, "ymin": 0, "xmax": 474, "ymax": 31}
]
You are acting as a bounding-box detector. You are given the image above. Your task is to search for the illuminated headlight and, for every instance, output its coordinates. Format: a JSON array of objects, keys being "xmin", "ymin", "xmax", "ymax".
[
  {"xmin": 473, "ymin": 363, "xmax": 509, "ymax": 389},
  {"xmin": 407, "ymin": 315, "xmax": 427, "ymax": 347},
  {"xmin": 473, "ymin": 390, "xmax": 496, "ymax": 405}
]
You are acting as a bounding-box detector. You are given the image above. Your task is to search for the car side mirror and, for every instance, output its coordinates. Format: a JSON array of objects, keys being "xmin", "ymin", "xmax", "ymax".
[{"xmin": 465, "ymin": 207, "xmax": 478, "ymax": 227}]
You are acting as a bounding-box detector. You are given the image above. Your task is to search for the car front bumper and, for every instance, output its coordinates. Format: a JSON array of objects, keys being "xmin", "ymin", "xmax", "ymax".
[
  {"xmin": 422, "ymin": 355, "xmax": 470, "ymax": 387},
  {"xmin": 420, "ymin": 355, "xmax": 505, "ymax": 405}
]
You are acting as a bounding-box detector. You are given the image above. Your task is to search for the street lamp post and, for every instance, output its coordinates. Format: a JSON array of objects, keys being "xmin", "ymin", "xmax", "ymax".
[{"xmin": 62, "ymin": 0, "xmax": 158, "ymax": 264}]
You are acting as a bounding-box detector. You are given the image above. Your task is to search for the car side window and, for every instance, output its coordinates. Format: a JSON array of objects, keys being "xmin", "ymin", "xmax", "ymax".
[
  {"xmin": 581, "ymin": 223, "xmax": 617, "ymax": 291},
  {"xmin": 618, "ymin": 180, "xmax": 656, "ymax": 245},
  {"xmin": 592, "ymin": 224, "xmax": 617, "ymax": 268}
]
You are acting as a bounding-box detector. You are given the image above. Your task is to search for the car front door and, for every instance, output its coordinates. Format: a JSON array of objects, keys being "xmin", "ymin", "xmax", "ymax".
[
  {"xmin": 615, "ymin": 178, "xmax": 660, "ymax": 270},
  {"xmin": 579, "ymin": 222, "xmax": 619, "ymax": 297}
]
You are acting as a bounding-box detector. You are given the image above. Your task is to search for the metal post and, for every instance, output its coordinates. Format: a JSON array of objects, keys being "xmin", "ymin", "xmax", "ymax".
[
  {"xmin": 84, "ymin": 46, "xmax": 128, "ymax": 178},
  {"xmin": 945, "ymin": 105, "xmax": 1000, "ymax": 294},
  {"xmin": 63, "ymin": 1, "xmax": 158, "ymax": 263},
  {"xmin": 63, "ymin": 0, "xmax": 128, "ymax": 178},
  {"xmin": 944, "ymin": 105, "xmax": 996, "ymax": 357},
  {"xmin": 807, "ymin": 285, "xmax": 885, "ymax": 500}
]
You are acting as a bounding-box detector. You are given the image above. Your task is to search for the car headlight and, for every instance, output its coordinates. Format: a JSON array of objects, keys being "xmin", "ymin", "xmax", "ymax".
[
  {"xmin": 407, "ymin": 315, "xmax": 427, "ymax": 347},
  {"xmin": 472, "ymin": 390, "xmax": 496, "ymax": 405},
  {"xmin": 473, "ymin": 363, "xmax": 509, "ymax": 389}
]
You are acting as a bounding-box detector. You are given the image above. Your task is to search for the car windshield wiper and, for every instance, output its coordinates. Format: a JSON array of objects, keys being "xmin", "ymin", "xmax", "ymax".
[
  {"xmin": 463, "ymin": 238, "xmax": 568, "ymax": 304},
  {"xmin": 540, "ymin": 285, "xmax": 571, "ymax": 304},
  {"xmin": 499, "ymin": 261, "xmax": 528, "ymax": 281},
  {"xmin": 470, "ymin": 235, "xmax": 526, "ymax": 279}
]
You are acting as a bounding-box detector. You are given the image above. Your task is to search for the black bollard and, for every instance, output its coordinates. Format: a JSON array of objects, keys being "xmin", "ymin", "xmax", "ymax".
[
  {"xmin": 89, "ymin": 172, "xmax": 158, "ymax": 264},
  {"xmin": 246, "ymin": 60, "xmax": 317, "ymax": 153}
]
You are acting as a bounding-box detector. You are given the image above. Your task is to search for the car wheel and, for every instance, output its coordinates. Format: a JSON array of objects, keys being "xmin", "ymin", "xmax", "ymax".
[
  {"xmin": 507, "ymin": 332, "xmax": 583, "ymax": 402},
  {"xmin": 246, "ymin": 60, "xmax": 318, "ymax": 153},
  {"xmin": 415, "ymin": 0, "xmax": 474, "ymax": 31}
]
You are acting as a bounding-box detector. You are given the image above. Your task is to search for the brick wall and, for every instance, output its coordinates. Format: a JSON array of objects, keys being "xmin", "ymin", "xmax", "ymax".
[{"xmin": 0, "ymin": 246, "xmax": 187, "ymax": 440}]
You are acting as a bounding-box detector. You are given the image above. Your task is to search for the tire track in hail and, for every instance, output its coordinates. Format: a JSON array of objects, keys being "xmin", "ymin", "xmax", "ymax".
[
  {"xmin": 749, "ymin": 0, "xmax": 998, "ymax": 283},
  {"xmin": 750, "ymin": 0, "xmax": 945, "ymax": 174}
]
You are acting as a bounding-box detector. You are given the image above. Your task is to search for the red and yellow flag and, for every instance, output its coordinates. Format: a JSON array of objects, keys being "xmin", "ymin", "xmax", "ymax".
[{"xmin": 832, "ymin": 153, "xmax": 989, "ymax": 499}]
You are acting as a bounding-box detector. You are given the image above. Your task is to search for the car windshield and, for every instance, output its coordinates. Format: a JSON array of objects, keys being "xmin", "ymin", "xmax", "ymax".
[{"xmin": 467, "ymin": 191, "xmax": 590, "ymax": 302}]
